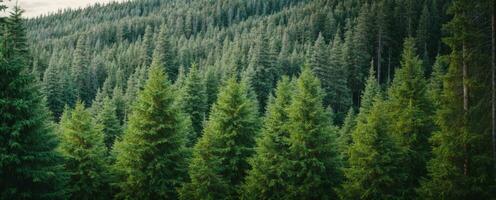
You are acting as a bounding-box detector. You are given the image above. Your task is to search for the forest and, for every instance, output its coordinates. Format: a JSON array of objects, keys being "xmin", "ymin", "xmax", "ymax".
[{"xmin": 1, "ymin": 0, "xmax": 496, "ymax": 199}]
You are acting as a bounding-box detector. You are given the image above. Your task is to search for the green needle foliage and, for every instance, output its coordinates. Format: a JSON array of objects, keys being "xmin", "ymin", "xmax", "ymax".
[
  {"xmin": 113, "ymin": 64, "xmax": 190, "ymax": 199},
  {"xmin": 0, "ymin": 6, "xmax": 68, "ymax": 199},
  {"xmin": 283, "ymin": 67, "xmax": 340, "ymax": 199},
  {"xmin": 58, "ymin": 102, "xmax": 110, "ymax": 200},
  {"xmin": 242, "ymin": 76, "xmax": 293, "ymax": 199},
  {"xmin": 180, "ymin": 77, "xmax": 260, "ymax": 200}
]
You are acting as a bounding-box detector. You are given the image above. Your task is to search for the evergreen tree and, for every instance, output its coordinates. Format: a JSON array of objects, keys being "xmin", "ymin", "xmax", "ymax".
[
  {"xmin": 151, "ymin": 24, "xmax": 176, "ymax": 80},
  {"xmin": 178, "ymin": 63, "xmax": 207, "ymax": 143},
  {"xmin": 336, "ymin": 108, "xmax": 356, "ymax": 167},
  {"xmin": 71, "ymin": 35, "xmax": 92, "ymax": 105},
  {"xmin": 283, "ymin": 67, "xmax": 340, "ymax": 199},
  {"xmin": 328, "ymin": 34, "xmax": 352, "ymax": 123},
  {"xmin": 427, "ymin": 55, "xmax": 449, "ymax": 109},
  {"xmin": 242, "ymin": 77, "xmax": 293, "ymax": 199},
  {"xmin": 385, "ymin": 38, "xmax": 434, "ymax": 196},
  {"xmin": 113, "ymin": 64, "xmax": 189, "ymax": 199},
  {"xmin": 42, "ymin": 54, "xmax": 64, "ymax": 119},
  {"xmin": 419, "ymin": 1, "xmax": 496, "ymax": 198},
  {"xmin": 308, "ymin": 33, "xmax": 331, "ymax": 106},
  {"xmin": 338, "ymin": 98, "xmax": 404, "ymax": 200},
  {"xmin": 58, "ymin": 102, "xmax": 110, "ymax": 200},
  {"xmin": 247, "ymin": 29, "xmax": 277, "ymax": 111},
  {"xmin": 0, "ymin": 6, "xmax": 67, "ymax": 199},
  {"xmin": 95, "ymin": 96, "xmax": 122, "ymax": 151},
  {"xmin": 180, "ymin": 77, "xmax": 260, "ymax": 199}
]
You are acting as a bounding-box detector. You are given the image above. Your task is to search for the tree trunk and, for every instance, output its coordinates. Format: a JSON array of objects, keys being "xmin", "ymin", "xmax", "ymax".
[
  {"xmin": 463, "ymin": 41, "xmax": 469, "ymax": 176},
  {"xmin": 492, "ymin": 0, "xmax": 496, "ymax": 180},
  {"xmin": 388, "ymin": 49, "xmax": 391, "ymax": 85},
  {"xmin": 377, "ymin": 27, "xmax": 382, "ymax": 84}
]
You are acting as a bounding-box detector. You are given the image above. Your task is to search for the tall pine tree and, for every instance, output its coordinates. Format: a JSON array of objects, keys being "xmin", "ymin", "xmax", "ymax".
[
  {"xmin": 180, "ymin": 77, "xmax": 260, "ymax": 199},
  {"xmin": 113, "ymin": 64, "xmax": 190, "ymax": 199}
]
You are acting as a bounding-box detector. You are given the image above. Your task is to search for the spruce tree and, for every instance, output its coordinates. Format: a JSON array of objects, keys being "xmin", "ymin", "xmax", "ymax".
[
  {"xmin": 338, "ymin": 98, "xmax": 404, "ymax": 199},
  {"xmin": 328, "ymin": 34, "xmax": 352, "ymax": 123},
  {"xmin": 180, "ymin": 77, "xmax": 260, "ymax": 199},
  {"xmin": 113, "ymin": 64, "xmax": 189, "ymax": 199},
  {"xmin": 0, "ymin": 6, "xmax": 67, "ymax": 199},
  {"xmin": 308, "ymin": 33, "xmax": 331, "ymax": 106},
  {"xmin": 242, "ymin": 77, "xmax": 293, "ymax": 199},
  {"xmin": 248, "ymin": 29, "xmax": 277, "ymax": 111},
  {"xmin": 419, "ymin": 1, "xmax": 496, "ymax": 198},
  {"xmin": 283, "ymin": 67, "xmax": 340, "ymax": 199},
  {"xmin": 336, "ymin": 108, "xmax": 356, "ymax": 167},
  {"xmin": 178, "ymin": 63, "xmax": 207, "ymax": 143},
  {"xmin": 58, "ymin": 102, "xmax": 110, "ymax": 200},
  {"xmin": 42, "ymin": 54, "xmax": 64, "ymax": 119},
  {"xmin": 95, "ymin": 96, "xmax": 122, "ymax": 151},
  {"xmin": 385, "ymin": 38, "xmax": 434, "ymax": 195},
  {"xmin": 71, "ymin": 35, "xmax": 92, "ymax": 105},
  {"xmin": 152, "ymin": 24, "xmax": 176, "ymax": 80}
]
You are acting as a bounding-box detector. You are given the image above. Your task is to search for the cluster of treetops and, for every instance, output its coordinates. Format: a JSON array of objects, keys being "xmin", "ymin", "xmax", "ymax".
[{"xmin": 1, "ymin": 0, "xmax": 496, "ymax": 199}]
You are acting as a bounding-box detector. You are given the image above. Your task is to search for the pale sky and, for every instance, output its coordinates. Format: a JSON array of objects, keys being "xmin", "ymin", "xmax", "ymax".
[{"xmin": 2, "ymin": 0, "xmax": 128, "ymax": 18}]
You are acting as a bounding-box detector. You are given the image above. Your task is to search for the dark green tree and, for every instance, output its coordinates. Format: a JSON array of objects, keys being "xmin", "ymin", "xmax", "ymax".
[
  {"xmin": 338, "ymin": 98, "xmax": 404, "ymax": 200},
  {"xmin": 385, "ymin": 38, "xmax": 434, "ymax": 196},
  {"xmin": 336, "ymin": 108, "xmax": 356, "ymax": 167},
  {"xmin": 0, "ymin": 6, "xmax": 67, "ymax": 199},
  {"xmin": 58, "ymin": 102, "xmax": 110, "ymax": 200},
  {"xmin": 180, "ymin": 77, "xmax": 260, "ymax": 199},
  {"xmin": 242, "ymin": 76, "xmax": 293, "ymax": 199},
  {"xmin": 283, "ymin": 67, "xmax": 340, "ymax": 199},
  {"xmin": 95, "ymin": 96, "xmax": 122, "ymax": 151},
  {"xmin": 151, "ymin": 24, "xmax": 176, "ymax": 80},
  {"xmin": 178, "ymin": 63, "xmax": 207, "ymax": 143},
  {"xmin": 71, "ymin": 35, "xmax": 93, "ymax": 105},
  {"xmin": 113, "ymin": 64, "xmax": 190, "ymax": 199}
]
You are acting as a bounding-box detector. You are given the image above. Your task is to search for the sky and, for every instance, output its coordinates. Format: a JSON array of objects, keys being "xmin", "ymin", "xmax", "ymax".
[{"xmin": 2, "ymin": 0, "xmax": 127, "ymax": 18}]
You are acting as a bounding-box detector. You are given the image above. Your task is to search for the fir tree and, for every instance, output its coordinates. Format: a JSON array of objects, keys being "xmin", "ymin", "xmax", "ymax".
[
  {"xmin": 71, "ymin": 35, "xmax": 92, "ymax": 105},
  {"xmin": 178, "ymin": 63, "xmax": 207, "ymax": 143},
  {"xmin": 328, "ymin": 34, "xmax": 352, "ymax": 123},
  {"xmin": 248, "ymin": 29, "xmax": 277, "ymax": 111},
  {"xmin": 385, "ymin": 38, "xmax": 434, "ymax": 195},
  {"xmin": 308, "ymin": 33, "xmax": 331, "ymax": 106},
  {"xmin": 283, "ymin": 67, "xmax": 340, "ymax": 199},
  {"xmin": 336, "ymin": 108, "xmax": 356, "ymax": 167},
  {"xmin": 113, "ymin": 64, "xmax": 189, "ymax": 199},
  {"xmin": 95, "ymin": 96, "xmax": 122, "ymax": 151},
  {"xmin": 151, "ymin": 24, "xmax": 176, "ymax": 80},
  {"xmin": 242, "ymin": 76, "xmax": 293, "ymax": 199},
  {"xmin": 338, "ymin": 98, "xmax": 405, "ymax": 200},
  {"xmin": 58, "ymin": 102, "xmax": 110, "ymax": 200},
  {"xmin": 180, "ymin": 77, "xmax": 260, "ymax": 199},
  {"xmin": 0, "ymin": 6, "xmax": 67, "ymax": 199}
]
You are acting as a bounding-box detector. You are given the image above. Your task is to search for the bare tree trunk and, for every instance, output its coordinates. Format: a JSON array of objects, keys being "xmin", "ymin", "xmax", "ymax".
[
  {"xmin": 388, "ymin": 49, "xmax": 391, "ymax": 85},
  {"xmin": 463, "ymin": 41, "xmax": 469, "ymax": 176},
  {"xmin": 492, "ymin": 0, "xmax": 496, "ymax": 180},
  {"xmin": 377, "ymin": 27, "xmax": 382, "ymax": 84}
]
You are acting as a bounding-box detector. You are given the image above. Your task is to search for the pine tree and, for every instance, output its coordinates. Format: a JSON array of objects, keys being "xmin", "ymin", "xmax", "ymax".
[
  {"xmin": 248, "ymin": 29, "xmax": 277, "ymax": 111},
  {"xmin": 151, "ymin": 24, "xmax": 176, "ymax": 80},
  {"xmin": 328, "ymin": 34, "xmax": 352, "ymax": 123},
  {"xmin": 385, "ymin": 38, "xmax": 434, "ymax": 196},
  {"xmin": 72, "ymin": 35, "xmax": 92, "ymax": 105},
  {"xmin": 113, "ymin": 64, "xmax": 189, "ymax": 199},
  {"xmin": 338, "ymin": 98, "xmax": 405, "ymax": 199},
  {"xmin": 419, "ymin": 1, "xmax": 496, "ymax": 198},
  {"xmin": 0, "ymin": 6, "xmax": 67, "ymax": 199},
  {"xmin": 42, "ymin": 54, "xmax": 64, "ymax": 119},
  {"xmin": 242, "ymin": 76, "xmax": 293, "ymax": 199},
  {"xmin": 308, "ymin": 33, "xmax": 331, "ymax": 106},
  {"xmin": 141, "ymin": 25, "xmax": 154, "ymax": 66},
  {"xmin": 336, "ymin": 108, "xmax": 356, "ymax": 167},
  {"xmin": 283, "ymin": 67, "xmax": 340, "ymax": 199},
  {"xmin": 178, "ymin": 63, "xmax": 207, "ymax": 143},
  {"xmin": 58, "ymin": 102, "xmax": 110, "ymax": 200},
  {"xmin": 95, "ymin": 96, "xmax": 122, "ymax": 151},
  {"xmin": 180, "ymin": 77, "xmax": 260, "ymax": 199},
  {"xmin": 427, "ymin": 55, "xmax": 449, "ymax": 109}
]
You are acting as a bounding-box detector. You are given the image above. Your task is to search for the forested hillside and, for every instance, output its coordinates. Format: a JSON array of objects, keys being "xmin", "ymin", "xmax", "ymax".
[{"xmin": 1, "ymin": 0, "xmax": 496, "ymax": 199}]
